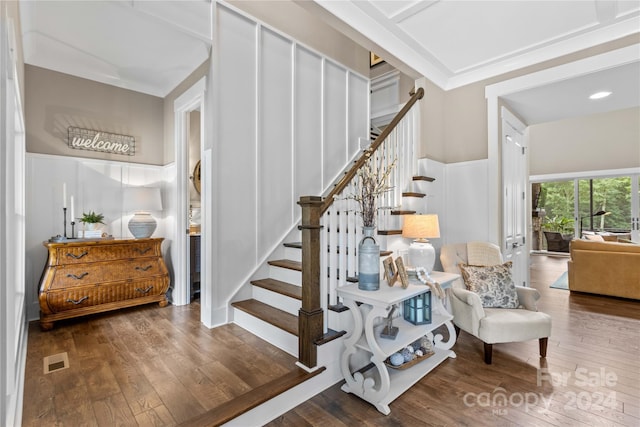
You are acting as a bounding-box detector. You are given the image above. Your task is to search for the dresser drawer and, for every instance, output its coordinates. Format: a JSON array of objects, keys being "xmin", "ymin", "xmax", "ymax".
[
  {"xmin": 39, "ymin": 238, "xmax": 169, "ymax": 329},
  {"xmin": 45, "ymin": 278, "xmax": 168, "ymax": 313},
  {"xmin": 49, "ymin": 258, "xmax": 166, "ymax": 289},
  {"xmin": 55, "ymin": 241, "xmax": 160, "ymax": 265}
]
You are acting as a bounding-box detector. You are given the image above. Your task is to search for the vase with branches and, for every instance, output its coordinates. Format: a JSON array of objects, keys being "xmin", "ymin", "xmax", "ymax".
[
  {"xmin": 343, "ymin": 151, "xmax": 396, "ymax": 291},
  {"xmin": 346, "ymin": 151, "xmax": 397, "ymax": 228}
]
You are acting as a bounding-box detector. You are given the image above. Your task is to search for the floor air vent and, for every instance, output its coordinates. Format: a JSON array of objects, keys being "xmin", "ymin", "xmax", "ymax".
[{"xmin": 43, "ymin": 352, "xmax": 69, "ymax": 374}]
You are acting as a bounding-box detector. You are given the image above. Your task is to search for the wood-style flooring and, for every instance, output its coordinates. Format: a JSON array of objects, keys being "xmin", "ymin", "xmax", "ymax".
[
  {"xmin": 268, "ymin": 254, "xmax": 640, "ymax": 426},
  {"xmin": 22, "ymin": 254, "xmax": 640, "ymax": 426}
]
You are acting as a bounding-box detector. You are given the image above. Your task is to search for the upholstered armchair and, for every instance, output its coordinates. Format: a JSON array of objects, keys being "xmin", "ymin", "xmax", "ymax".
[{"xmin": 440, "ymin": 242, "xmax": 552, "ymax": 364}]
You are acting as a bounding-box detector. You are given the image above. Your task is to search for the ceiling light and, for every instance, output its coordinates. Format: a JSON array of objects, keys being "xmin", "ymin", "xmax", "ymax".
[{"xmin": 589, "ymin": 91, "xmax": 612, "ymax": 100}]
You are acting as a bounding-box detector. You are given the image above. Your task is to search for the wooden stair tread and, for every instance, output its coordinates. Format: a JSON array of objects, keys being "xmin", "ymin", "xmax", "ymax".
[
  {"xmin": 231, "ymin": 299, "xmax": 298, "ymax": 336},
  {"xmin": 315, "ymin": 328, "xmax": 346, "ymax": 345},
  {"xmin": 268, "ymin": 259, "xmax": 302, "ymax": 271},
  {"xmin": 377, "ymin": 230, "xmax": 402, "ymax": 235},
  {"xmin": 251, "ymin": 278, "xmax": 302, "ymax": 300},
  {"xmin": 413, "ymin": 176, "xmax": 435, "ymax": 182},
  {"xmin": 391, "ymin": 210, "xmax": 416, "ymax": 215},
  {"xmin": 283, "ymin": 242, "xmax": 302, "ymax": 249},
  {"xmin": 178, "ymin": 366, "xmax": 326, "ymax": 427},
  {"xmin": 403, "ymin": 192, "xmax": 426, "ymax": 198}
]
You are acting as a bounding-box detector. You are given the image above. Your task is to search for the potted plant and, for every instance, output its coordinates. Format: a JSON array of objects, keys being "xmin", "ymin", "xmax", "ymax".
[
  {"xmin": 543, "ymin": 215, "xmax": 573, "ymax": 237},
  {"xmin": 542, "ymin": 215, "xmax": 574, "ymax": 252},
  {"xmin": 80, "ymin": 211, "xmax": 105, "ymax": 231}
]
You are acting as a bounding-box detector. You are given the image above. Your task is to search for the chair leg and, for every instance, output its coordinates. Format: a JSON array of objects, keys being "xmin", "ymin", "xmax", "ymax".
[
  {"xmin": 539, "ymin": 337, "xmax": 548, "ymax": 358},
  {"xmin": 484, "ymin": 342, "xmax": 493, "ymax": 364}
]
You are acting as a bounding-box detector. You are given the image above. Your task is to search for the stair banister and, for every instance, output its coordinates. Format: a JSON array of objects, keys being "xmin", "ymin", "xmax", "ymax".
[
  {"xmin": 297, "ymin": 87, "xmax": 424, "ymax": 370},
  {"xmin": 320, "ymin": 87, "xmax": 424, "ymax": 215}
]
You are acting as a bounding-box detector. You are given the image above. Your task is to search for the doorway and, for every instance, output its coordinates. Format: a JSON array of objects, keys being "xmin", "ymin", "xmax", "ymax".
[{"xmin": 173, "ymin": 77, "xmax": 206, "ymax": 314}]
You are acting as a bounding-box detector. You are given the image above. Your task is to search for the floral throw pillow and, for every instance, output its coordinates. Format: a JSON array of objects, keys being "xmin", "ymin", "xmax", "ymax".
[{"xmin": 458, "ymin": 262, "xmax": 520, "ymax": 308}]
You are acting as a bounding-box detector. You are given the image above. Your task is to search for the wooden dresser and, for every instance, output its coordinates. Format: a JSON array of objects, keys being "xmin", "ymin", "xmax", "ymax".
[{"xmin": 38, "ymin": 238, "xmax": 169, "ymax": 330}]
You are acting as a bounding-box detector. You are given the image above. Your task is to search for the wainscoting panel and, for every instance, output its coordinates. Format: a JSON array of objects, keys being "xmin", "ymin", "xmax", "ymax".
[
  {"xmin": 209, "ymin": 3, "xmax": 370, "ymax": 321},
  {"xmin": 216, "ymin": 4, "xmax": 259, "ymax": 287},
  {"xmin": 258, "ymin": 27, "xmax": 294, "ymax": 256},
  {"xmin": 323, "ymin": 61, "xmax": 348, "ymax": 190},
  {"xmin": 444, "ymin": 159, "xmax": 490, "ymax": 245},
  {"xmin": 294, "ymin": 45, "xmax": 323, "ymax": 201},
  {"xmin": 24, "ymin": 154, "xmax": 166, "ymax": 321}
]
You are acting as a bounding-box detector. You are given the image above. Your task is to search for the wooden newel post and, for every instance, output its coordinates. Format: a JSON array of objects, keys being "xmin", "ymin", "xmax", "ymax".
[{"xmin": 297, "ymin": 196, "xmax": 324, "ymax": 370}]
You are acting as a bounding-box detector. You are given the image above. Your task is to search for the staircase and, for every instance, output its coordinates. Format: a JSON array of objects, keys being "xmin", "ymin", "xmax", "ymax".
[
  {"xmin": 222, "ymin": 88, "xmax": 427, "ymax": 423},
  {"xmin": 230, "ymin": 174, "xmax": 437, "ymax": 359},
  {"xmin": 231, "ymin": 241, "xmax": 348, "ymax": 357}
]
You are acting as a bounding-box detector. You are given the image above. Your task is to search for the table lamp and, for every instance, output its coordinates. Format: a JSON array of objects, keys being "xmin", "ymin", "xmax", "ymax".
[
  {"xmin": 123, "ymin": 187, "xmax": 163, "ymax": 239},
  {"xmin": 402, "ymin": 214, "xmax": 440, "ymax": 272}
]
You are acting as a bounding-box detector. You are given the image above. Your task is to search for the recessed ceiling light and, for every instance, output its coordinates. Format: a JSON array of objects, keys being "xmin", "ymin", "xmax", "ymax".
[{"xmin": 589, "ymin": 91, "xmax": 612, "ymax": 100}]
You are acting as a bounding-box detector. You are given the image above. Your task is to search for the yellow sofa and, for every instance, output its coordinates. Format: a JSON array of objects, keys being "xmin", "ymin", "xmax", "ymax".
[{"xmin": 567, "ymin": 239, "xmax": 640, "ymax": 300}]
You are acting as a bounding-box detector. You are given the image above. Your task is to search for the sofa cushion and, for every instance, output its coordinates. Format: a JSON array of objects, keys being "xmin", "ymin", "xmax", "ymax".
[
  {"xmin": 584, "ymin": 234, "xmax": 605, "ymax": 241},
  {"xmin": 459, "ymin": 262, "xmax": 520, "ymax": 309}
]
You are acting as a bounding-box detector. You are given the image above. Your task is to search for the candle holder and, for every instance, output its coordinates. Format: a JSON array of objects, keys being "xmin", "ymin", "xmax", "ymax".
[
  {"xmin": 70, "ymin": 221, "xmax": 76, "ymax": 239},
  {"xmin": 63, "ymin": 207, "xmax": 68, "ymax": 238}
]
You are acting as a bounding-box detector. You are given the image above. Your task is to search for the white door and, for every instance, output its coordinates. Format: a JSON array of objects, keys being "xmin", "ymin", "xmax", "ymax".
[
  {"xmin": 501, "ymin": 108, "xmax": 528, "ymax": 287},
  {"xmin": 632, "ymin": 175, "xmax": 639, "ymax": 243}
]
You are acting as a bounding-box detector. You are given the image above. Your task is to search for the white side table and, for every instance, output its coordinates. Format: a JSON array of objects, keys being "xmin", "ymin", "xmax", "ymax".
[{"xmin": 337, "ymin": 271, "xmax": 460, "ymax": 415}]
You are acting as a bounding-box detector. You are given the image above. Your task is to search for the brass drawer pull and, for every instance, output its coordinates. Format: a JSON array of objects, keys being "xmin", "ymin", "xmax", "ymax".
[
  {"xmin": 134, "ymin": 247, "xmax": 152, "ymax": 255},
  {"xmin": 66, "ymin": 251, "xmax": 89, "ymax": 259},
  {"xmin": 66, "ymin": 272, "xmax": 89, "ymax": 280},
  {"xmin": 135, "ymin": 265, "xmax": 153, "ymax": 272},
  {"xmin": 66, "ymin": 296, "xmax": 89, "ymax": 305},
  {"xmin": 135, "ymin": 286, "xmax": 154, "ymax": 294}
]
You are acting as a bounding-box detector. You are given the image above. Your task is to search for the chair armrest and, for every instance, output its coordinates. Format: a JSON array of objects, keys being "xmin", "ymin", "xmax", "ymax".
[
  {"xmin": 449, "ymin": 288, "xmax": 485, "ymax": 336},
  {"xmin": 516, "ymin": 286, "xmax": 540, "ymax": 311}
]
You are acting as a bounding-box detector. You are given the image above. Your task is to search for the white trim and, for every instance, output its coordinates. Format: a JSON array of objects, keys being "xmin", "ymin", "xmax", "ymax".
[
  {"xmin": 485, "ymin": 44, "xmax": 640, "ymax": 247},
  {"xmin": 531, "ymin": 167, "xmax": 640, "ymax": 183},
  {"xmin": 314, "ymin": 1, "xmax": 640, "ymax": 90},
  {"xmin": 25, "ymin": 152, "xmax": 166, "ymax": 170},
  {"xmin": 486, "ymin": 44, "xmax": 640, "ymax": 98},
  {"xmin": 173, "ymin": 76, "xmax": 207, "ymax": 308},
  {"xmin": 448, "ymin": 17, "xmax": 640, "ymax": 90}
]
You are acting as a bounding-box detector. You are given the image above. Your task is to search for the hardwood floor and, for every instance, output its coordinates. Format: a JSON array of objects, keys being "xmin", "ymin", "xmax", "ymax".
[
  {"xmin": 267, "ymin": 255, "xmax": 640, "ymax": 426},
  {"xmin": 23, "ymin": 255, "xmax": 639, "ymax": 426},
  {"xmin": 22, "ymin": 302, "xmax": 298, "ymax": 426}
]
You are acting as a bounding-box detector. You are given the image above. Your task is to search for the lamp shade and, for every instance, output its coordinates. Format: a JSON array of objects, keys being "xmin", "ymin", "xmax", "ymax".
[
  {"xmin": 123, "ymin": 187, "xmax": 162, "ymax": 239},
  {"xmin": 402, "ymin": 214, "xmax": 440, "ymax": 241},
  {"xmin": 123, "ymin": 187, "xmax": 162, "ymax": 213},
  {"xmin": 402, "ymin": 214, "xmax": 440, "ymax": 272}
]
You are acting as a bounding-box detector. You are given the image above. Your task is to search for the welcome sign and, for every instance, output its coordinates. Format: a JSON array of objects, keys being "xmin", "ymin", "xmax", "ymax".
[{"xmin": 68, "ymin": 127, "xmax": 135, "ymax": 156}]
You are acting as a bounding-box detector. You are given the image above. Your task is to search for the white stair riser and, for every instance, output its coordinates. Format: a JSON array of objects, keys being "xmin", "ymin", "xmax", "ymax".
[
  {"xmin": 284, "ymin": 247, "xmax": 302, "ymax": 262},
  {"xmin": 270, "ymin": 266, "xmax": 301, "ymax": 285},
  {"xmin": 327, "ymin": 308, "xmax": 353, "ymax": 334},
  {"xmin": 252, "ymin": 286, "xmax": 300, "ymax": 316},
  {"xmin": 232, "ymin": 309, "xmax": 298, "ymax": 357}
]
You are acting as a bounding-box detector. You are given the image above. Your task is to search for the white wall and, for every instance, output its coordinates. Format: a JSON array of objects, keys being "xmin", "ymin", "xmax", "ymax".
[
  {"xmin": 25, "ymin": 154, "xmax": 169, "ymax": 321},
  {"xmin": 1, "ymin": 6, "xmax": 26, "ymax": 425},
  {"xmin": 201, "ymin": 3, "xmax": 369, "ymax": 326},
  {"xmin": 529, "ymin": 107, "xmax": 640, "ymax": 176},
  {"xmin": 444, "ymin": 160, "xmax": 491, "ymax": 246}
]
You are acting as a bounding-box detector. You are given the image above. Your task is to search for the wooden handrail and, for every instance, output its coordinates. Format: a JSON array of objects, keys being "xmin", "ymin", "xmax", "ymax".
[
  {"xmin": 296, "ymin": 87, "xmax": 424, "ymax": 370},
  {"xmin": 320, "ymin": 87, "xmax": 424, "ymax": 214}
]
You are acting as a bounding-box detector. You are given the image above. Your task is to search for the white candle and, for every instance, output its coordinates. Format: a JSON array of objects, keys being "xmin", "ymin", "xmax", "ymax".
[
  {"xmin": 62, "ymin": 183, "xmax": 67, "ymax": 208},
  {"xmin": 70, "ymin": 196, "xmax": 74, "ymax": 219}
]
